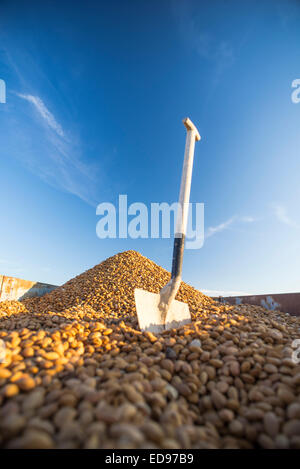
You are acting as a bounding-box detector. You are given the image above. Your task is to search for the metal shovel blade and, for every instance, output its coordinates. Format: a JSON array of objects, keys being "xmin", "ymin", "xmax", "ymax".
[{"xmin": 134, "ymin": 288, "xmax": 191, "ymax": 333}]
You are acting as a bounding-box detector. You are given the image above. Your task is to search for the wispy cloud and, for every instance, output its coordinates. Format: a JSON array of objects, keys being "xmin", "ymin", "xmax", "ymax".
[
  {"xmin": 1, "ymin": 46, "xmax": 102, "ymax": 207},
  {"xmin": 206, "ymin": 216, "xmax": 236, "ymax": 238},
  {"xmin": 240, "ymin": 216, "xmax": 256, "ymax": 223},
  {"xmin": 0, "ymin": 259, "xmax": 24, "ymax": 277},
  {"xmin": 205, "ymin": 214, "xmax": 258, "ymax": 240},
  {"xmin": 188, "ymin": 25, "xmax": 234, "ymax": 83},
  {"xmin": 202, "ymin": 288, "xmax": 250, "ymax": 297},
  {"xmin": 14, "ymin": 90, "xmax": 100, "ymax": 206},
  {"xmin": 172, "ymin": 3, "xmax": 235, "ymax": 84},
  {"xmin": 276, "ymin": 1, "xmax": 300, "ymax": 29},
  {"xmin": 16, "ymin": 93, "xmax": 64, "ymax": 137},
  {"xmin": 273, "ymin": 204, "xmax": 299, "ymax": 228},
  {"xmin": 0, "ymin": 259, "xmax": 14, "ymax": 265},
  {"xmin": 213, "ymin": 40, "xmax": 235, "ymax": 83}
]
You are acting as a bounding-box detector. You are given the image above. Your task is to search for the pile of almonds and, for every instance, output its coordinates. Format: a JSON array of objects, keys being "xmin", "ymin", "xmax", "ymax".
[{"xmin": 0, "ymin": 250, "xmax": 299, "ymax": 449}]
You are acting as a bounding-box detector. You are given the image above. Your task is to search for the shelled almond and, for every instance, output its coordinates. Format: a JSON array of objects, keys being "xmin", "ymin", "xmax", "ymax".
[{"xmin": 0, "ymin": 250, "xmax": 299, "ymax": 449}]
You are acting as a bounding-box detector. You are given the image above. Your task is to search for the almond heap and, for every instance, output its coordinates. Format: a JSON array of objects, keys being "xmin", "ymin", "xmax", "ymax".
[{"xmin": 0, "ymin": 250, "xmax": 299, "ymax": 449}]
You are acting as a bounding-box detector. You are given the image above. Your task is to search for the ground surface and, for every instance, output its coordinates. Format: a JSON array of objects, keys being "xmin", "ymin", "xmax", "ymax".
[{"xmin": 0, "ymin": 251, "xmax": 299, "ymax": 449}]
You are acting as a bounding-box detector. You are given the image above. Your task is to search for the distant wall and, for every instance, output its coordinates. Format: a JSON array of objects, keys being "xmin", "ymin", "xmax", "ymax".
[
  {"xmin": 0, "ymin": 275, "xmax": 57, "ymax": 302},
  {"xmin": 214, "ymin": 293, "xmax": 300, "ymax": 317}
]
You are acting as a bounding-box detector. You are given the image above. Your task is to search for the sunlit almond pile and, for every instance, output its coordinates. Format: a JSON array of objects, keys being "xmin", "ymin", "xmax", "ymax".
[{"xmin": 0, "ymin": 250, "xmax": 300, "ymax": 449}]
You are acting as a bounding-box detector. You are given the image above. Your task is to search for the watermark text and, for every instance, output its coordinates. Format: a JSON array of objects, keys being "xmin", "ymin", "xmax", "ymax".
[
  {"xmin": 291, "ymin": 79, "xmax": 300, "ymax": 103},
  {"xmin": 96, "ymin": 195, "xmax": 204, "ymax": 249},
  {"xmin": 0, "ymin": 79, "xmax": 6, "ymax": 103}
]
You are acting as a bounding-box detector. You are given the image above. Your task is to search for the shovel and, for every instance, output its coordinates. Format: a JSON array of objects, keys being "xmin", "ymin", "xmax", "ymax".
[{"xmin": 135, "ymin": 117, "xmax": 201, "ymax": 333}]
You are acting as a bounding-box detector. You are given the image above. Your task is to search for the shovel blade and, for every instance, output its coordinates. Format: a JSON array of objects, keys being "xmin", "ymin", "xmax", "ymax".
[{"xmin": 134, "ymin": 288, "xmax": 191, "ymax": 333}]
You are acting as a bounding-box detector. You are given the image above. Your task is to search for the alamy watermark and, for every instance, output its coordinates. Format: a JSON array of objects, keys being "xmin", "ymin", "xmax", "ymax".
[
  {"xmin": 0, "ymin": 79, "xmax": 6, "ymax": 104},
  {"xmin": 96, "ymin": 195, "xmax": 204, "ymax": 249},
  {"xmin": 291, "ymin": 79, "xmax": 300, "ymax": 103}
]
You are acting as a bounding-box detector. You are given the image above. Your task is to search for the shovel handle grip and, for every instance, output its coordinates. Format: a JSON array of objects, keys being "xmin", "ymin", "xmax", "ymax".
[{"xmin": 171, "ymin": 234, "xmax": 185, "ymax": 279}]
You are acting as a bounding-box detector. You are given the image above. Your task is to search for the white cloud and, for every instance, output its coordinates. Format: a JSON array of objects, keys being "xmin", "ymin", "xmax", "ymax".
[
  {"xmin": 3, "ymin": 49, "xmax": 102, "ymax": 207},
  {"xmin": 276, "ymin": 2, "xmax": 300, "ymax": 29},
  {"xmin": 17, "ymin": 93, "xmax": 64, "ymax": 137},
  {"xmin": 15, "ymin": 91, "xmax": 100, "ymax": 206},
  {"xmin": 205, "ymin": 214, "xmax": 259, "ymax": 240},
  {"xmin": 202, "ymin": 289, "xmax": 250, "ymax": 297},
  {"xmin": 241, "ymin": 216, "xmax": 256, "ymax": 223},
  {"xmin": 172, "ymin": 3, "xmax": 235, "ymax": 84},
  {"xmin": 0, "ymin": 259, "xmax": 24, "ymax": 277},
  {"xmin": 273, "ymin": 204, "xmax": 298, "ymax": 228},
  {"xmin": 206, "ymin": 216, "xmax": 236, "ymax": 238}
]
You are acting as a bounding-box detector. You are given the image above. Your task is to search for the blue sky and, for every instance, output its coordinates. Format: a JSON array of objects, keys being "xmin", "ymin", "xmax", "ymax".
[{"xmin": 0, "ymin": 0, "xmax": 300, "ymax": 295}]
